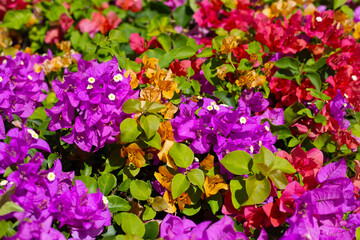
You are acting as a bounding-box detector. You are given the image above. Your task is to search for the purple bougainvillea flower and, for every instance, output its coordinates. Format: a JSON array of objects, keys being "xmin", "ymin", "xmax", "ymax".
[
  {"xmin": 330, "ymin": 90, "xmax": 351, "ymax": 129},
  {"xmin": 354, "ymin": 6, "xmax": 360, "ymax": 23},
  {"xmin": 207, "ymin": 215, "xmax": 248, "ymax": 240}
]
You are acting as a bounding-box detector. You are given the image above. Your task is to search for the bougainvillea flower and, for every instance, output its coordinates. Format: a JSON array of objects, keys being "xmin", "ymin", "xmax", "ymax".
[
  {"xmin": 204, "ymin": 175, "xmax": 229, "ymax": 197},
  {"xmin": 154, "ymin": 165, "xmax": 174, "ymax": 191},
  {"xmin": 121, "ymin": 143, "xmax": 146, "ymax": 168},
  {"xmin": 116, "ymin": 0, "xmax": 142, "ymax": 12}
]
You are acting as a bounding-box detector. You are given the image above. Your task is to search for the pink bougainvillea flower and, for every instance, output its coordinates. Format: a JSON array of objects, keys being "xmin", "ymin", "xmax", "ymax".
[
  {"xmin": 129, "ymin": 33, "xmax": 159, "ymax": 54},
  {"xmin": 116, "ymin": 0, "xmax": 142, "ymax": 12},
  {"xmin": 277, "ymin": 145, "xmax": 323, "ymax": 190},
  {"xmin": 78, "ymin": 11, "xmax": 121, "ymax": 37},
  {"xmin": 279, "ymin": 181, "xmax": 306, "ymax": 214},
  {"xmin": 45, "ymin": 27, "xmax": 62, "ymax": 45},
  {"xmin": 59, "ymin": 13, "xmax": 74, "ymax": 32}
]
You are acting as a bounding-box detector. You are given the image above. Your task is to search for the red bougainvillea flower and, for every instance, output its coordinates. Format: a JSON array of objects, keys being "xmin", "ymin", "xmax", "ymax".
[
  {"xmin": 115, "ymin": 0, "xmax": 142, "ymax": 12},
  {"xmin": 78, "ymin": 11, "xmax": 121, "ymax": 37},
  {"xmin": 277, "ymin": 145, "xmax": 323, "ymax": 190},
  {"xmin": 129, "ymin": 33, "xmax": 159, "ymax": 54}
]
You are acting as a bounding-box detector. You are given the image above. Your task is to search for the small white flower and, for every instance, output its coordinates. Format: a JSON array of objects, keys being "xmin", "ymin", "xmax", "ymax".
[
  {"xmin": 197, "ymin": 96, "xmax": 203, "ymax": 100},
  {"xmin": 113, "ymin": 74, "xmax": 123, "ymax": 82},
  {"xmin": 102, "ymin": 196, "xmax": 109, "ymax": 205},
  {"xmin": 259, "ymin": 141, "xmax": 262, "ymax": 147},
  {"xmin": 3, "ymin": 60, "xmax": 7, "ymax": 64},
  {"xmin": 27, "ymin": 129, "xmax": 39, "ymax": 139},
  {"xmin": 344, "ymin": 103, "xmax": 347, "ymax": 108},
  {"xmin": 108, "ymin": 93, "xmax": 116, "ymax": 101},
  {"xmin": 351, "ymin": 75, "xmax": 357, "ymax": 81},
  {"xmin": 0, "ymin": 180, "xmax": 8, "ymax": 186},
  {"xmin": 250, "ymin": 145, "xmax": 254, "ymax": 153},
  {"xmin": 88, "ymin": 77, "xmax": 95, "ymax": 84},
  {"xmin": 211, "ymin": 101, "xmax": 216, "ymax": 106},
  {"xmin": 207, "ymin": 105, "xmax": 214, "ymax": 111},
  {"xmin": 27, "ymin": 75, "xmax": 33, "ymax": 80},
  {"xmin": 194, "ymin": 157, "xmax": 199, "ymax": 162},
  {"xmin": 47, "ymin": 172, "xmax": 56, "ymax": 182},
  {"xmin": 0, "ymin": 76, "xmax": 3, "ymax": 82},
  {"xmin": 344, "ymin": 93, "xmax": 349, "ymax": 98},
  {"xmin": 87, "ymin": 84, "xmax": 93, "ymax": 90},
  {"xmin": 214, "ymin": 105, "xmax": 220, "ymax": 111},
  {"xmin": 265, "ymin": 126, "xmax": 270, "ymax": 131},
  {"xmin": 20, "ymin": 61, "xmax": 24, "ymax": 65},
  {"xmin": 315, "ymin": 16, "xmax": 323, "ymax": 22},
  {"xmin": 239, "ymin": 117, "xmax": 247, "ymax": 124}
]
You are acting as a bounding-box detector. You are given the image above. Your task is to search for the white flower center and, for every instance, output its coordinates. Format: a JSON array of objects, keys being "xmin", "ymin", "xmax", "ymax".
[
  {"xmin": 265, "ymin": 126, "xmax": 270, "ymax": 131},
  {"xmin": 47, "ymin": 172, "xmax": 56, "ymax": 182},
  {"xmin": 20, "ymin": 61, "xmax": 24, "ymax": 65},
  {"xmin": 108, "ymin": 93, "xmax": 116, "ymax": 101},
  {"xmin": 211, "ymin": 101, "xmax": 216, "ymax": 106},
  {"xmin": 113, "ymin": 74, "xmax": 123, "ymax": 82},
  {"xmin": 87, "ymin": 84, "xmax": 93, "ymax": 90},
  {"xmin": 3, "ymin": 60, "xmax": 7, "ymax": 64},
  {"xmin": 197, "ymin": 96, "xmax": 203, "ymax": 100},
  {"xmin": 0, "ymin": 180, "xmax": 8, "ymax": 186},
  {"xmin": 207, "ymin": 105, "xmax": 214, "ymax": 111},
  {"xmin": 351, "ymin": 75, "xmax": 357, "ymax": 81},
  {"xmin": 240, "ymin": 117, "xmax": 247, "ymax": 124},
  {"xmin": 0, "ymin": 76, "xmax": 2, "ymax": 82},
  {"xmin": 344, "ymin": 93, "xmax": 349, "ymax": 98},
  {"xmin": 28, "ymin": 75, "xmax": 33, "ymax": 80},
  {"xmin": 194, "ymin": 157, "xmax": 199, "ymax": 162},
  {"xmin": 213, "ymin": 105, "xmax": 220, "ymax": 111},
  {"xmin": 316, "ymin": 16, "xmax": 323, "ymax": 22},
  {"xmin": 250, "ymin": 145, "xmax": 254, "ymax": 153},
  {"xmin": 102, "ymin": 196, "xmax": 109, "ymax": 205},
  {"xmin": 27, "ymin": 129, "xmax": 39, "ymax": 139},
  {"xmin": 343, "ymin": 103, "xmax": 347, "ymax": 108},
  {"xmin": 88, "ymin": 77, "xmax": 95, "ymax": 84},
  {"xmin": 259, "ymin": 141, "xmax": 262, "ymax": 147}
]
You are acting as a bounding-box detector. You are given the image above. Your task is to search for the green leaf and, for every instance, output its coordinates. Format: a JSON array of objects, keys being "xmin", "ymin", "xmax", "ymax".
[
  {"xmin": 307, "ymin": 88, "xmax": 331, "ymax": 101},
  {"xmin": 221, "ymin": 150, "xmax": 252, "ymax": 175},
  {"xmin": 273, "ymin": 156, "xmax": 296, "ymax": 174},
  {"xmin": 140, "ymin": 115, "xmax": 160, "ymax": 139},
  {"xmin": 230, "ymin": 177, "xmax": 247, "ymax": 209},
  {"xmin": 120, "ymin": 213, "xmax": 145, "ymax": 237},
  {"xmin": 237, "ymin": 58, "xmax": 253, "ymax": 71},
  {"xmin": 75, "ymin": 176, "xmax": 98, "ymax": 193},
  {"xmin": 0, "ymin": 201, "xmax": 24, "ymax": 216},
  {"xmin": 351, "ymin": 124, "xmax": 360, "ymax": 138},
  {"xmin": 182, "ymin": 202, "xmax": 201, "ymax": 216},
  {"xmin": 314, "ymin": 114, "xmax": 327, "ymax": 125},
  {"xmin": 45, "ymin": 3, "xmax": 67, "ymax": 21},
  {"xmin": 187, "ymin": 169, "xmax": 205, "ymax": 191},
  {"xmin": 341, "ymin": 5, "xmax": 354, "ymax": 18},
  {"xmin": 355, "ymin": 226, "xmax": 360, "ymax": 240},
  {"xmin": 243, "ymin": 175, "xmax": 271, "ymax": 205},
  {"xmin": 171, "ymin": 173, "xmax": 190, "ymax": 199},
  {"xmin": 197, "ymin": 47, "xmax": 213, "ymax": 58},
  {"xmin": 151, "ymin": 196, "xmax": 169, "ymax": 211},
  {"xmin": 109, "ymin": 29, "xmax": 128, "ymax": 43},
  {"xmin": 157, "ymin": 33, "xmax": 172, "ymax": 52},
  {"xmin": 144, "ymin": 221, "xmax": 159, "ymax": 240},
  {"xmin": 207, "ymin": 192, "xmax": 222, "ymax": 214},
  {"xmin": 213, "ymin": 91, "xmax": 237, "ymax": 108},
  {"xmin": 334, "ymin": 0, "xmax": 346, "ymax": 9},
  {"xmin": 144, "ymin": 132, "xmax": 162, "ymax": 150},
  {"xmin": 130, "ymin": 180, "xmax": 152, "ymax": 201},
  {"xmin": 145, "ymin": 102, "xmax": 166, "ymax": 113},
  {"xmin": 122, "ymin": 99, "xmax": 142, "ymax": 113},
  {"xmin": 107, "ymin": 196, "xmax": 131, "ymax": 213},
  {"xmin": 98, "ymin": 173, "xmax": 117, "ymax": 196},
  {"xmin": 169, "ymin": 142, "xmax": 194, "ymax": 168},
  {"xmin": 142, "ymin": 205, "xmax": 156, "ymax": 221},
  {"xmin": 284, "ymin": 102, "xmax": 306, "ymax": 125},
  {"xmin": 246, "ymin": 41, "xmax": 262, "ymax": 54},
  {"xmin": 173, "ymin": 5, "xmax": 193, "ymax": 27},
  {"xmin": 202, "ymin": 58, "xmax": 222, "ymax": 87},
  {"xmin": 268, "ymin": 170, "xmax": 288, "ymax": 189},
  {"xmin": 0, "ymin": 10, "xmax": 32, "ymax": 30},
  {"xmin": 275, "ymin": 57, "xmax": 300, "ymax": 71},
  {"xmin": 120, "ymin": 118, "xmax": 142, "ymax": 143},
  {"xmin": 306, "ymin": 72, "xmax": 322, "ymax": 91}
]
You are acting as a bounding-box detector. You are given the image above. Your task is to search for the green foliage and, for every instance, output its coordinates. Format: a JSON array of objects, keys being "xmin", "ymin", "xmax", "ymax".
[
  {"xmin": 242, "ymin": 174, "xmax": 271, "ymax": 205},
  {"xmin": 169, "ymin": 142, "xmax": 194, "ymax": 168},
  {"xmin": 98, "ymin": 173, "xmax": 117, "ymax": 196},
  {"xmin": 187, "ymin": 169, "xmax": 205, "ymax": 191},
  {"xmin": 107, "ymin": 196, "xmax": 131, "ymax": 213},
  {"xmin": 120, "ymin": 118, "xmax": 142, "ymax": 143},
  {"xmin": 0, "ymin": 10, "xmax": 32, "ymax": 30},
  {"xmin": 171, "ymin": 173, "xmax": 190, "ymax": 199},
  {"xmin": 221, "ymin": 150, "xmax": 252, "ymax": 175},
  {"xmin": 140, "ymin": 115, "xmax": 160, "ymax": 139},
  {"xmin": 130, "ymin": 180, "xmax": 152, "ymax": 201}
]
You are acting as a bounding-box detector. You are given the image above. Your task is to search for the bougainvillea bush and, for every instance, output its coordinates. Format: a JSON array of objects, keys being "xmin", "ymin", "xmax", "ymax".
[{"xmin": 1, "ymin": 0, "xmax": 360, "ymax": 239}]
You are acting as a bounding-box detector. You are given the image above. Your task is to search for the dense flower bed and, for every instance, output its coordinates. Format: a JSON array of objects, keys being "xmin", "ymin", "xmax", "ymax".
[{"xmin": 1, "ymin": 0, "xmax": 360, "ymax": 239}]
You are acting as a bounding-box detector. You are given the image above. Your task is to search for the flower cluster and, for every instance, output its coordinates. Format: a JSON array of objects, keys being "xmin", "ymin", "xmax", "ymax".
[
  {"xmin": 46, "ymin": 56, "xmax": 138, "ymax": 152},
  {"xmin": 0, "ymin": 51, "xmax": 49, "ymax": 139},
  {"xmin": 171, "ymin": 90, "xmax": 279, "ymax": 159},
  {"xmin": 0, "ymin": 128, "xmax": 111, "ymax": 239}
]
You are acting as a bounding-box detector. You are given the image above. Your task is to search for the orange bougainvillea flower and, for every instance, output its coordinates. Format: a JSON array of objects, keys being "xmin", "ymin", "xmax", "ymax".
[
  {"xmin": 158, "ymin": 121, "xmax": 174, "ymax": 142},
  {"xmin": 125, "ymin": 69, "xmax": 139, "ymax": 89},
  {"xmin": 160, "ymin": 102, "xmax": 178, "ymax": 120},
  {"xmin": 177, "ymin": 192, "xmax": 192, "ymax": 211},
  {"xmin": 220, "ymin": 35, "xmax": 238, "ymax": 54},
  {"xmin": 142, "ymin": 55, "xmax": 159, "ymax": 70},
  {"xmin": 163, "ymin": 190, "xmax": 177, "ymax": 213},
  {"xmin": 145, "ymin": 65, "xmax": 179, "ymax": 99},
  {"xmin": 121, "ymin": 143, "xmax": 146, "ymax": 168},
  {"xmin": 139, "ymin": 85, "xmax": 162, "ymax": 103},
  {"xmin": 217, "ymin": 65, "xmax": 228, "ymax": 81},
  {"xmin": 154, "ymin": 165, "xmax": 174, "ymax": 191},
  {"xmin": 200, "ymin": 154, "xmax": 214, "ymax": 170},
  {"xmin": 204, "ymin": 174, "xmax": 229, "ymax": 197},
  {"xmin": 157, "ymin": 140, "xmax": 177, "ymax": 170}
]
